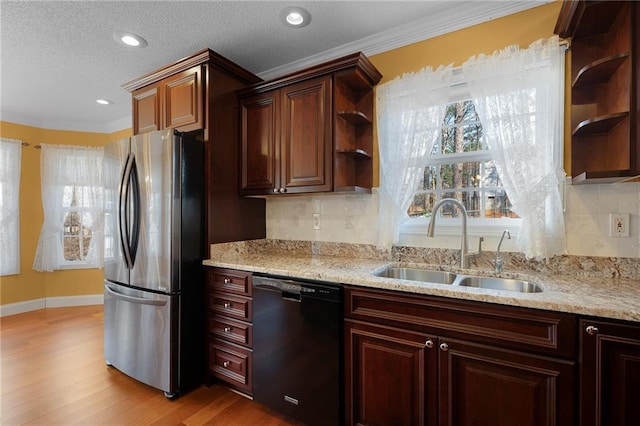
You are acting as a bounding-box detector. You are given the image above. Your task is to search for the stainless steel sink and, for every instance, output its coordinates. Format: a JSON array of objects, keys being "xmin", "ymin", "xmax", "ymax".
[
  {"xmin": 374, "ymin": 266, "xmax": 543, "ymax": 293},
  {"xmin": 376, "ymin": 267, "xmax": 457, "ymax": 285},
  {"xmin": 456, "ymin": 276, "xmax": 543, "ymax": 293}
]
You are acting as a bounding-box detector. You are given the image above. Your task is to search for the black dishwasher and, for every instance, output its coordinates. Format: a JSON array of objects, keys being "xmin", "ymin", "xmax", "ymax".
[{"xmin": 252, "ymin": 275, "xmax": 343, "ymax": 426}]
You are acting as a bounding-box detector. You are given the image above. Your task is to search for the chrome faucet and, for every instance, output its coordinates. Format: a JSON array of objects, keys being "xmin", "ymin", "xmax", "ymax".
[
  {"xmin": 494, "ymin": 230, "xmax": 511, "ymax": 273},
  {"xmin": 427, "ymin": 198, "xmax": 482, "ymax": 269}
]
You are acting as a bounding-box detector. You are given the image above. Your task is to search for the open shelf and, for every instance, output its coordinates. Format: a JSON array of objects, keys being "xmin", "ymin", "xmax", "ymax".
[
  {"xmin": 572, "ymin": 53, "xmax": 629, "ymax": 88},
  {"xmin": 571, "ymin": 170, "xmax": 635, "ymax": 185},
  {"xmin": 334, "ymin": 185, "xmax": 372, "ymax": 194},
  {"xmin": 337, "ymin": 110, "xmax": 372, "ymax": 126},
  {"xmin": 572, "ymin": 112, "xmax": 629, "ymax": 137},
  {"xmin": 572, "ymin": 1, "xmax": 626, "ymax": 40},
  {"xmin": 336, "ymin": 148, "xmax": 372, "ymax": 158}
]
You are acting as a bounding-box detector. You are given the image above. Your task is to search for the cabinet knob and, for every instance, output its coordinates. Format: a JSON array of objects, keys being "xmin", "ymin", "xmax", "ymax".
[
  {"xmin": 273, "ymin": 188, "xmax": 280, "ymax": 193},
  {"xmin": 224, "ymin": 278, "xmax": 231, "ymax": 284},
  {"xmin": 224, "ymin": 326, "xmax": 232, "ymax": 333},
  {"xmin": 439, "ymin": 342, "xmax": 449, "ymax": 352},
  {"xmin": 223, "ymin": 302, "xmax": 232, "ymax": 309},
  {"xmin": 425, "ymin": 339, "xmax": 434, "ymax": 349},
  {"xmin": 280, "ymin": 187, "xmax": 287, "ymax": 193},
  {"xmin": 586, "ymin": 325, "xmax": 599, "ymax": 335},
  {"xmin": 223, "ymin": 361, "xmax": 230, "ymax": 368}
]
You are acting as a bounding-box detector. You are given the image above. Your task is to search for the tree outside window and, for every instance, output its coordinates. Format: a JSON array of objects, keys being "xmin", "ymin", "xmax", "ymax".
[{"xmin": 407, "ymin": 100, "xmax": 517, "ymax": 221}]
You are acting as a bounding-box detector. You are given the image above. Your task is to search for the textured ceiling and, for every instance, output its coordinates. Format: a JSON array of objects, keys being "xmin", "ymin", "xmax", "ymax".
[{"xmin": 0, "ymin": 1, "xmax": 546, "ymax": 133}]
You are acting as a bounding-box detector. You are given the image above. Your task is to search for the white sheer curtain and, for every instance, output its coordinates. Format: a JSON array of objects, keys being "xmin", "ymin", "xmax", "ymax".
[
  {"xmin": 0, "ymin": 138, "xmax": 22, "ymax": 275},
  {"xmin": 33, "ymin": 144, "xmax": 104, "ymax": 272},
  {"xmin": 376, "ymin": 64, "xmax": 453, "ymax": 248},
  {"xmin": 463, "ymin": 35, "xmax": 566, "ymax": 260}
]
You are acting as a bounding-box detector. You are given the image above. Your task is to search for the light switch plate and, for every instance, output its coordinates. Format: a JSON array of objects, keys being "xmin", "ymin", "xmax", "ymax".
[{"xmin": 609, "ymin": 213, "xmax": 630, "ymax": 237}]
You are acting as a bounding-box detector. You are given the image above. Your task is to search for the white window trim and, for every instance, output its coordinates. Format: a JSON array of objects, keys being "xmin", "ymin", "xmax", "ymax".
[{"xmin": 399, "ymin": 73, "xmax": 522, "ymax": 241}]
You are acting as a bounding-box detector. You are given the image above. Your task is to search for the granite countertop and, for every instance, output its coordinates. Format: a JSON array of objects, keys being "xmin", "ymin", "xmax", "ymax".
[{"xmin": 203, "ymin": 252, "xmax": 640, "ymax": 323}]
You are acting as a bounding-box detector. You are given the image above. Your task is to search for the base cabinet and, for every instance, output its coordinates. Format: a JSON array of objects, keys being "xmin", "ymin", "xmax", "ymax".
[
  {"xmin": 440, "ymin": 338, "xmax": 574, "ymax": 426},
  {"xmin": 205, "ymin": 267, "xmax": 254, "ymax": 396},
  {"xmin": 580, "ymin": 318, "xmax": 640, "ymax": 426},
  {"xmin": 344, "ymin": 286, "xmax": 577, "ymax": 426},
  {"xmin": 345, "ymin": 321, "xmax": 436, "ymax": 426}
]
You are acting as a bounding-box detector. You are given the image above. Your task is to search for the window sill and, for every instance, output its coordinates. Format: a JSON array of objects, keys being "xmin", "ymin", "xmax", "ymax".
[{"xmin": 400, "ymin": 217, "xmax": 521, "ymax": 238}]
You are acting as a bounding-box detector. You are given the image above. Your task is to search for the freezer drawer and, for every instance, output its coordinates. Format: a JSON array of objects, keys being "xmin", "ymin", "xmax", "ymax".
[{"xmin": 104, "ymin": 281, "xmax": 178, "ymax": 395}]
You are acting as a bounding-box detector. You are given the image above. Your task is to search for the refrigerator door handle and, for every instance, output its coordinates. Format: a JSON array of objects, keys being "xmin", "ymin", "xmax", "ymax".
[
  {"xmin": 119, "ymin": 154, "xmax": 134, "ymax": 269},
  {"xmin": 128, "ymin": 157, "xmax": 141, "ymax": 265},
  {"xmin": 105, "ymin": 284, "xmax": 167, "ymax": 307}
]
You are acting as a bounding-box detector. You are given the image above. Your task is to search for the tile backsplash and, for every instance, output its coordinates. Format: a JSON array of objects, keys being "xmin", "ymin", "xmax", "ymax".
[{"xmin": 266, "ymin": 182, "xmax": 640, "ymax": 259}]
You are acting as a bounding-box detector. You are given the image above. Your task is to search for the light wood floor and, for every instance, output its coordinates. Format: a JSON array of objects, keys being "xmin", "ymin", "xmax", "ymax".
[{"xmin": 1, "ymin": 305, "xmax": 303, "ymax": 425}]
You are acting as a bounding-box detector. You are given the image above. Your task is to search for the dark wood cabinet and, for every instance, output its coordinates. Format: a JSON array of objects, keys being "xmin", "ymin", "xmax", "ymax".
[
  {"xmin": 555, "ymin": 1, "xmax": 640, "ymax": 184},
  {"xmin": 345, "ymin": 320, "xmax": 436, "ymax": 426},
  {"xmin": 131, "ymin": 66, "xmax": 203, "ymax": 134},
  {"xmin": 123, "ymin": 49, "xmax": 266, "ymax": 249},
  {"xmin": 239, "ymin": 52, "xmax": 382, "ymax": 196},
  {"xmin": 580, "ymin": 318, "xmax": 640, "ymax": 426},
  {"xmin": 344, "ymin": 286, "xmax": 577, "ymax": 426},
  {"xmin": 205, "ymin": 267, "xmax": 254, "ymax": 396},
  {"xmin": 240, "ymin": 75, "xmax": 332, "ymax": 195},
  {"xmin": 440, "ymin": 338, "xmax": 574, "ymax": 426},
  {"xmin": 132, "ymin": 83, "xmax": 160, "ymax": 134}
]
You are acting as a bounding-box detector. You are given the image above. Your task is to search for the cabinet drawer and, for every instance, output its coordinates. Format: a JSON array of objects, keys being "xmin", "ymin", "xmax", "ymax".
[
  {"xmin": 345, "ymin": 286, "xmax": 577, "ymax": 359},
  {"xmin": 209, "ymin": 338, "xmax": 252, "ymax": 394},
  {"xmin": 208, "ymin": 316, "xmax": 252, "ymax": 347},
  {"xmin": 208, "ymin": 268, "xmax": 252, "ymax": 296},
  {"xmin": 210, "ymin": 292, "xmax": 252, "ymax": 322}
]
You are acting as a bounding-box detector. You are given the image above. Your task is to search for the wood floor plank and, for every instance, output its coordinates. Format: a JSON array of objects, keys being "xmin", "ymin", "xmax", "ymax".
[{"xmin": 1, "ymin": 305, "xmax": 303, "ymax": 425}]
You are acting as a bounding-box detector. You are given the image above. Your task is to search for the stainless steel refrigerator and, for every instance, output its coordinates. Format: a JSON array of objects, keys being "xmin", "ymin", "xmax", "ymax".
[{"xmin": 103, "ymin": 129, "xmax": 204, "ymax": 398}]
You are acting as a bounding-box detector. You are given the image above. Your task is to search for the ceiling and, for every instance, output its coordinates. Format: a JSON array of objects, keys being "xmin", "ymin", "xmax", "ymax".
[{"xmin": 1, "ymin": 1, "xmax": 546, "ymax": 133}]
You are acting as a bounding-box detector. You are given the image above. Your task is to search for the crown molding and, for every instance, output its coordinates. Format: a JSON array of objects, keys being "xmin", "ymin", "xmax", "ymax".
[{"xmin": 258, "ymin": 1, "xmax": 548, "ymax": 80}]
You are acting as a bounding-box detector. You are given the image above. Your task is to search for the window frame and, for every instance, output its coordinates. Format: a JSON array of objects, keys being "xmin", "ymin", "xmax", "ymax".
[
  {"xmin": 57, "ymin": 184, "xmax": 103, "ymax": 269},
  {"xmin": 398, "ymin": 77, "xmax": 522, "ymax": 240}
]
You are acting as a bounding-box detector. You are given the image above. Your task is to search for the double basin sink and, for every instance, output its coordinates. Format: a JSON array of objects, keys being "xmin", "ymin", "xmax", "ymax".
[{"xmin": 376, "ymin": 266, "xmax": 543, "ymax": 293}]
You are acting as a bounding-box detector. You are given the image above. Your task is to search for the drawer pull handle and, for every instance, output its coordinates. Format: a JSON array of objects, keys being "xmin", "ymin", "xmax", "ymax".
[
  {"xmin": 425, "ymin": 339, "xmax": 434, "ymax": 349},
  {"xmin": 223, "ymin": 361, "xmax": 230, "ymax": 368},
  {"xmin": 223, "ymin": 302, "xmax": 232, "ymax": 309},
  {"xmin": 224, "ymin": 327, "xmax": 232, "ymax": 333},
  {"xmin": 586, "ymin": 325, "xmax": 599, "ymax": 335},
  {"xmin": 439, "ymin": 342, "xmax": 449, "ymax": 352},
  {"xmin": 224, "ymin": 278, "xmax": 231, "ymax": 284}
]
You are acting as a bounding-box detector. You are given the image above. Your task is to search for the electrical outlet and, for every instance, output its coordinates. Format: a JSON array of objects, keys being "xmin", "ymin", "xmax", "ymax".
[
  {"xmin": 313, "ymin": 213, "xmax": 321, "ymax": 230},
  {"xmin": 609, "ymin": 213, "xmax": 630, "ymax": 237}
]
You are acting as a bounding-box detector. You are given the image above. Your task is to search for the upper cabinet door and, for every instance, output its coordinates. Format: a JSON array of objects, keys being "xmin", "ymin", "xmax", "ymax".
[
  {"xmin": 131, "ymin": 65, "xmax": 204, "ymax": 135},
  {"xmin": 280, "ymin": 75, "xmax": 332, "ymax": 193},
  {"xmin": 240, "ymin": 91, "xmax": 280, "ymax": 195},
  {"xmin": 164, "ymin": 66, "xmax": 203, "ymax": 132},
  {"xmin": 132, "ymin": 84, "xmax": 161, "ymax": 135}
]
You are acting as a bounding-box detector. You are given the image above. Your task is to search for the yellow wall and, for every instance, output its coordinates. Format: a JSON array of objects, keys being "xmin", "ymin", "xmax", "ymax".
[
  {"xmin": 0, "ymin": 121, "xmax": 131, "ymax": 305},
  {"xmin": 369, "ymin": 1, "xmax": 566, "ymax": 185}
]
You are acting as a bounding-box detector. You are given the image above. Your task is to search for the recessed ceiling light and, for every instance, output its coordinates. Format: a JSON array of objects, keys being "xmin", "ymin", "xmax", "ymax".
[
  {"xmin": 280, "ymin": 6, "xmax": 311, "ymax": 28},
  {"xmin": 96, "ymin": 99, "xmax": 113, "ymax": 105},
  {"xmin": 113, "ymin": 31, "xmax": 148, "ymax": 48}
]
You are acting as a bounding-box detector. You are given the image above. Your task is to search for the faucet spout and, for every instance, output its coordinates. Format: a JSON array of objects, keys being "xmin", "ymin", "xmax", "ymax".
[
  {"xmin": 427, "ymin": 198, "xmax": 481, "ymax": 269},
  {"xmin": 494, "ymin": 230, "xmax": 511, "ymax": 273}
]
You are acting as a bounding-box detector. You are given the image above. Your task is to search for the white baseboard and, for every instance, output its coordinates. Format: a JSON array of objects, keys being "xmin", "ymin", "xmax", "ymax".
[
  {"xmin": 0, "ymin": 294, "xmax": 103, "ymax": 317},
  {"xmin": 0, "ymin": 298, "xmax": 46, "ymax": 317}
]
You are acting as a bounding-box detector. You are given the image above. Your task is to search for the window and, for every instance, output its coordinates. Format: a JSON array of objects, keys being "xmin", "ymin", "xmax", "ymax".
[
  {"xmin": 60, "ymin": 185, "xmax": 101, "ymax": 266},
  {"xmin": 377, "ymin": 36, "xmax": 565, "ymax": 258},
  {"xmin": 33, "ymin": 144, "xmax": 104, "ymax": 272},
  {"xmin": 0, "ymin": 138, "xmax": 22, "ymax": 276},
  {"xmin": 407, "ymin": 100, "xmax": 517, "ymax": 223}
]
